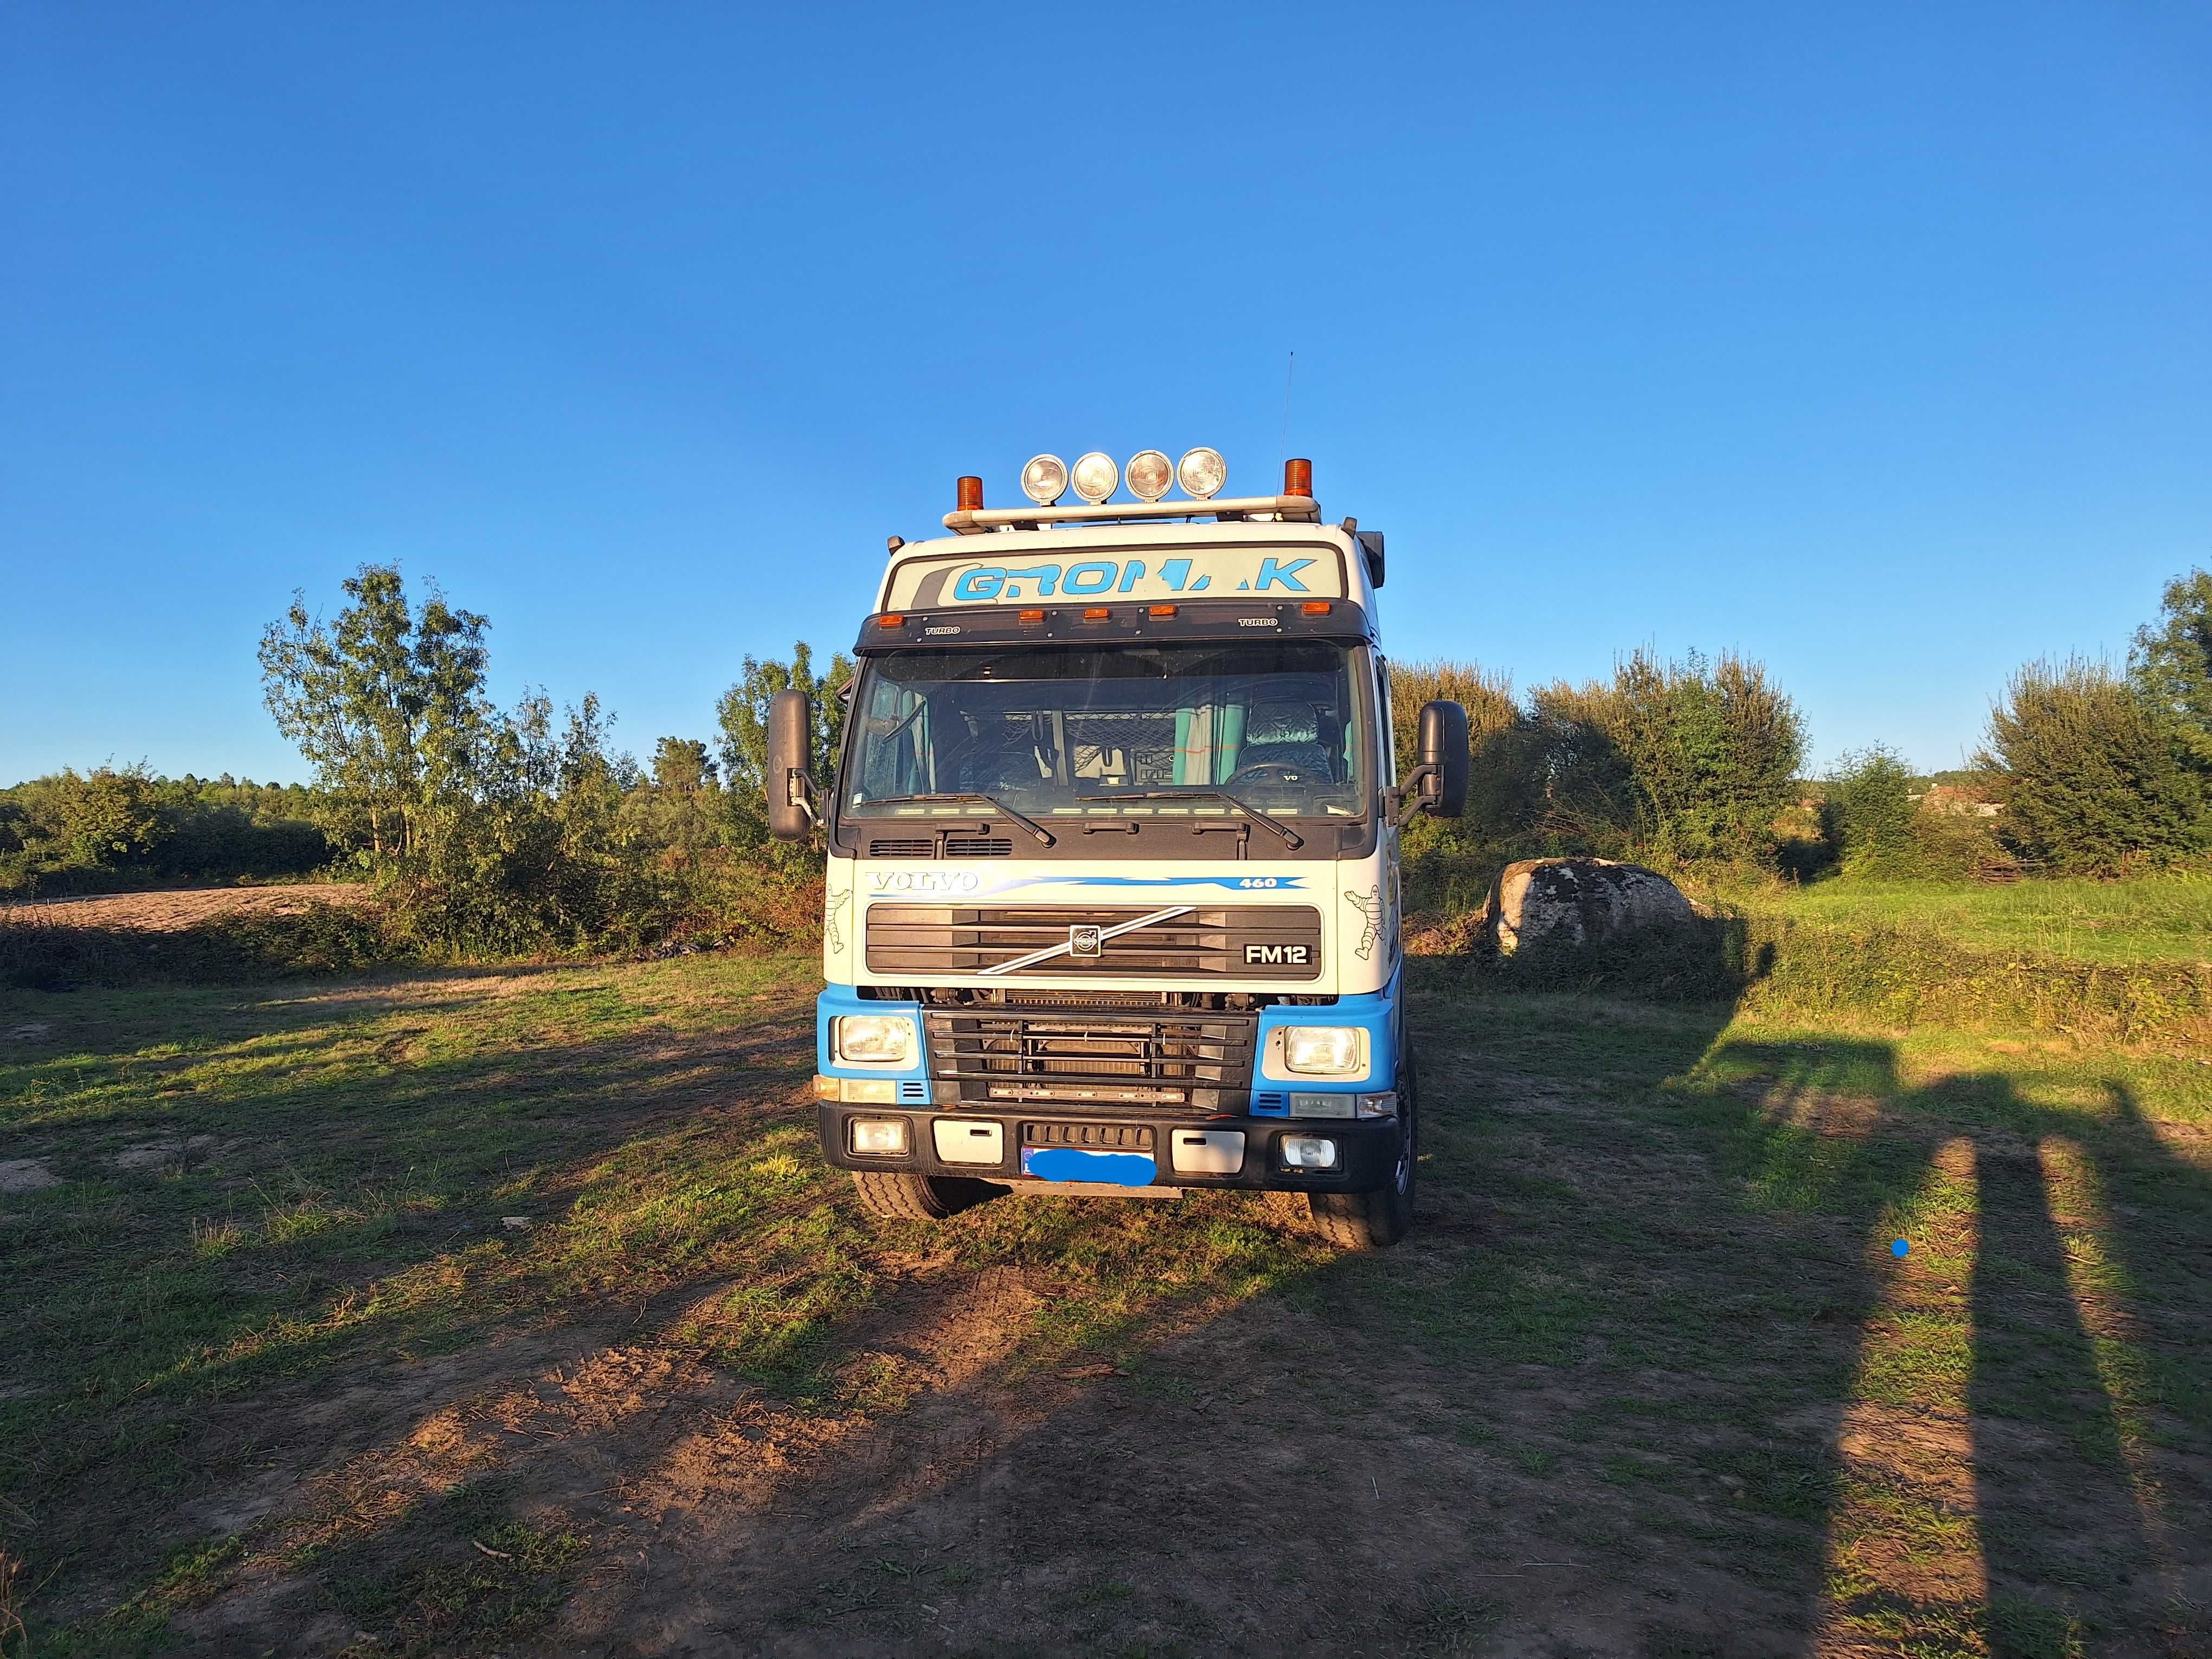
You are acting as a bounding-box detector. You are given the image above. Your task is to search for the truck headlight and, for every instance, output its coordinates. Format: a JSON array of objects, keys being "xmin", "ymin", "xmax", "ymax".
[
  {"xmin": 834, "ymin": 1014, "xmax": 916, "ymax": 1066},
  {"xmin": 1280, "ymin": 1026, "xmax": 1365, "ymax": 1076}
]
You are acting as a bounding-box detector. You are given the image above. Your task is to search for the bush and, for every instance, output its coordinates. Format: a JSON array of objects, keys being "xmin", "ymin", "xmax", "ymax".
[
  {"xmin": 1980, "ymin": 657, "xmax": 2205, "ymax": 875},
  {"xmin": 1390, "ymin": 651, "xmax": 1808, "ymax": 916},
  {"xmin": 1824, "ymin": 746, "xmax": 1918, "ymax": 876}
]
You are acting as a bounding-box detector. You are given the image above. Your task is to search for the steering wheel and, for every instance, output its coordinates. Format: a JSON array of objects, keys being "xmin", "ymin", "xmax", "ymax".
[{"xmin": 1224, "ymin": 760, "xmax": 1315, "ymax": 788}]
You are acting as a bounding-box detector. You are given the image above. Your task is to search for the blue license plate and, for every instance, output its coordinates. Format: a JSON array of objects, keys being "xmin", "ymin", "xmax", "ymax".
[{"xmin": 1020, "ymin": 1147, "xmax": 1157, "ymax": 1186}]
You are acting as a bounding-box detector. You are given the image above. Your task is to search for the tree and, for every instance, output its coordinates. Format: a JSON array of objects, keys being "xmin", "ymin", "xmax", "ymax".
[
  {"xmin": 1979, "ymin": 657, "xmax": 2204, "ymax": 874},
  {"xmin": 651, "ymin": 737, "xmax": 717, "ymax": 794},
  {"xmin": 259, "ymin": 565, "xmax": 500, "ymax": 855},
  {"xmin": 716, "ymin": 642, "xmax": 855, "ymax": 801},
  {"xmin": 2131, "ymin": 567, "xmax": 2212, "ymax": 772}
]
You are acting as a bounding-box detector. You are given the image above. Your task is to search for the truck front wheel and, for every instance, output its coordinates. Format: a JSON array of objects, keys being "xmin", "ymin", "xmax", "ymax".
[
  {"xmin": 1303, "ymin": 1053, "xmax": 1419, "ymax": 1250},
  {"xmin": 850, "ymin": 1171, "xmax": 997, "ymax": 1221}
]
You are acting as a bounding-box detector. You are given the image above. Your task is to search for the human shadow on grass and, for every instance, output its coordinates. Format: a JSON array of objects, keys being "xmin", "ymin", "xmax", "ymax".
[{"xmin": 1680, "ymin": 1041, "xmax": 2204, "ymax": 1655}]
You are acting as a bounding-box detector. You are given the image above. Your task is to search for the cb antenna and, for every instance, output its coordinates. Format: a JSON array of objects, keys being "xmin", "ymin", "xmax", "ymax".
[{"xmin": 1281, "ymin": 350, "xmax": 1295, "ymax": 461}]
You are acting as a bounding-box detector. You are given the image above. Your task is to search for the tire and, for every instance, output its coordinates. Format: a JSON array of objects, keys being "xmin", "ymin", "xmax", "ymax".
[
  {"xmin": 850, "ymin": 1170, "xmax": 997, "ymax": 1221},
  {"xmin": 1304, "ymin": 1046, "xmax": 1419, "ymax": 1250}
]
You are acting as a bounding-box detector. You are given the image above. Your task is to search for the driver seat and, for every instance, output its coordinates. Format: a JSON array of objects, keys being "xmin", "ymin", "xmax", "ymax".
[{"xmin": 1232, "ymin": 703, "xmax": 1336, "ymax": 783}]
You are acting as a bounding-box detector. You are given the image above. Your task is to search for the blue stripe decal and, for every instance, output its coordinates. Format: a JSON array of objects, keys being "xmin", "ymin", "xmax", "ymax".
[{"xmin": 974, "ymin": 874, "xmax": 1307, "ymax": 896}]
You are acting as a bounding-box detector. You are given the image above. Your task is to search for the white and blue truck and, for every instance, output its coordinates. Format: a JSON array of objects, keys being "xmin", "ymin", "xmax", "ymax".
[{"xmin": 767, "ymin": 451, "xmax": 1468, "ymax": 1248}]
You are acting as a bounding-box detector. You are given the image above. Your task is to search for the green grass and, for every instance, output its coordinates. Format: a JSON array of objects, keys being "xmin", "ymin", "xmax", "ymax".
[
  {"xmin": 0, "ymin": 955, "xmax": 1334, "ymax": 1652},
  {"xmin": 1737, "ymin": 872, "xmax": 2212, "ymax": 966},
  {"xmin": 3, "ymin": 954, "xmax": 2208, "ymax": 1655}
]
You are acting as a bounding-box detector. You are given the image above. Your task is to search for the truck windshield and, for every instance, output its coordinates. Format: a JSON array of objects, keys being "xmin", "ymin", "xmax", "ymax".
[{"xmin": 843, "ymin": 641, "xmax": 1368, "ymax": 824}]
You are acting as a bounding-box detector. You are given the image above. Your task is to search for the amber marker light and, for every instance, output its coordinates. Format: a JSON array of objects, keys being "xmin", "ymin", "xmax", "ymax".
[
  {"xmin": 1018, "ymin": 609, "xmax": 1046, "ymax": 625},
  {"xmin": 1283, "ymin": 458, "xmax": 1313, "ymax": 497},
  {"xmin": 1301, "ymin": 601, "xmax": 1332, "ymax": 616},
  {"xmin": 1082, "ymin": 607, "xmax": 1110, "ymax": 621},
  {"xmin": 956, "ymin": 475, "xmax": 983, "ymax": 511},
  {"xmin": 876, "ymin": 613, "xmax": 906, "ymax": 628},
  {"xmin": 1148, "ymin": 604, "xmax": 1178, "ymax": 618}
]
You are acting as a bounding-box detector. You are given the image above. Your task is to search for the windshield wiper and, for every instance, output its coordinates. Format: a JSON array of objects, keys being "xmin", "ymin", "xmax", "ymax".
[
  {"xmin": 1074, "ymin": 788, "xmax": 1304, "ymax": 851},
  {"xmin": 860, "ymin": 792, "xmax": 1055, "ymax": 846}
]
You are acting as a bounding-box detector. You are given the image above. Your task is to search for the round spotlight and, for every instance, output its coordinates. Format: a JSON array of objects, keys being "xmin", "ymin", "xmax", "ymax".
[
  {"xmin": 1126, "ymin": 450, "xmax": 1173, "ymax": 501},
  {"xmin": 1070, "ymin": 451, "xmax": 1118, "ymax": 503},
  {"xmin": 1176, "ymin": 447, "xmax": 1227, "ymax": 500},
  {"xmin": 1020, "ymin": 454, "xmax": 1068, "ymax": 506}
]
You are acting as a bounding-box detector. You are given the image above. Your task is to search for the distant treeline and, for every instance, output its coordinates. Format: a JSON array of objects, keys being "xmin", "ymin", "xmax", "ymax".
[
  {"xmin": 1394, "ymin": 568, "xmax": 2211, "ymax": 907},
  {"xmin": 7, "ymin": 562, "xmax": 2206, "ymax": 961},
  {"xmin": 0, "ymin": 770, "xmax": 328, "ymax": 897}
]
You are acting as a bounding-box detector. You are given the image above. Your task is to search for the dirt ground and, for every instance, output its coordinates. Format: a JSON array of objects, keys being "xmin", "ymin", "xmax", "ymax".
[
  {"xmin": 3, "ymin": 957, "xmax": 2205, "ymax": 1658},
  {"xmin": 0, "ymin": 882, "xmax": 365, "ymax": 932}
]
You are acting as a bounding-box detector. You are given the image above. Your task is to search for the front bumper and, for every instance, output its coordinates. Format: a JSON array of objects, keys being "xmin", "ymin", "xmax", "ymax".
[{"xmin": 815, "ymin": 1095, "xmax": 1402, "ymax": 1193}]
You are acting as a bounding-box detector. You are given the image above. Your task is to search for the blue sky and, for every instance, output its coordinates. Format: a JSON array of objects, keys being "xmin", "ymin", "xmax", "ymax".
[{"xmin": 4, "ymin": 1, "xmax": 2207, "ymax": 784}]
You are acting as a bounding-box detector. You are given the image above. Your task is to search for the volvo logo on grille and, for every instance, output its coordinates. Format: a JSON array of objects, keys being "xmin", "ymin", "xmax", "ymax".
[
  {"xmin": 1069, "ymin": 925, "xmax": 1104, "ymax": 957},
  {"xmin": 1245, "ymin": 943, "xmax": 1310, "ymax": 965}
]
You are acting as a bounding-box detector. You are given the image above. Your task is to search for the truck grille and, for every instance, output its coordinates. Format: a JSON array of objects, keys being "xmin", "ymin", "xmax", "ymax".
[
  {"xmin": 867, "ymin": 837, "xmax": 1016, "ymax": 858},
  {"xmin": 867, "ymin": 904, "xmax": 1323, "ymax": 981},
  {"xmin": 923, "ymin": 1009, "xmax": 1258, "ymax": 1111}
]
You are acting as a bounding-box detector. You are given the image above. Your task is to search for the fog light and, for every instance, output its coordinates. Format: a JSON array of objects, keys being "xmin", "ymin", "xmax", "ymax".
[
  {"xmin": 1355, "ymin": 1091, "xmax": 1399, "ymax": 1118},
  {"xmin": 1126, "ymin": 449, "xmax": 1173, "ymax": 501},
  {"xmin": 1281, "ymin": 1134, "xmax": 1340, "ymax": 1170},
  {"xmin": 1290, "ymin": 1092, "xmax": 1355, "ymax": 1118},
  {"xmin": 1177, "ymin": 447, "xmax": 1227, "ymax": 499},
  {"xmin": 1070, "ymin": 451, "xmax": 1118, "ymax": 503},
  {"xmin": 1021, "ymin": 454, "xmax": 1069, "ymax": 505},
  {"xmin": 848, "ymin": 1118, "xmax": 909, "ymax": 1156}
]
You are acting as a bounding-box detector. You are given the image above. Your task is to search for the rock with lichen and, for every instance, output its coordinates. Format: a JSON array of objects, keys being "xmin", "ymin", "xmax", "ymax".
[{"xmin": 1483, "ymin": 857, "xmax": 1695, "ymax": 956}]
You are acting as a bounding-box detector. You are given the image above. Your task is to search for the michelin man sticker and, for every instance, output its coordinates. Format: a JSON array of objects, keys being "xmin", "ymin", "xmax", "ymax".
[{"xmin": 1343, "ymin": 885, "xmax": 1384, "ymax": 962}]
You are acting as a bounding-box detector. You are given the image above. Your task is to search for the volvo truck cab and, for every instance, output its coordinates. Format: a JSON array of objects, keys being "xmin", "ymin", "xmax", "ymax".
[{"xmin": 768, "ymin": 451, "xmax": 1468, "ymax": 1248}]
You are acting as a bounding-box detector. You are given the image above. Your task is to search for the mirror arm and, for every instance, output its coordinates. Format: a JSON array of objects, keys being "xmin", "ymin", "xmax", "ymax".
[
  {"xmin": 785, "ymin": 768, "xmax": 821, "ymax": 829},
  {"xmin": 1384, "ymin": 762, "xmax": 1441, "ymax": 826}
]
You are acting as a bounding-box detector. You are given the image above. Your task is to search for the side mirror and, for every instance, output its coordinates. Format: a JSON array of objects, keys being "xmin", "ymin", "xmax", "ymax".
[
  {"xmin": 764, "ymin": 687, "xmax": 816, "ymax": 841},
  {"xmin": 1355, "ymin": 529, "xmax": 1385, "ymax": 589},
  {"xmin": 1414, "ymin": 700, "xmax": 1469, "ymax": 819}
]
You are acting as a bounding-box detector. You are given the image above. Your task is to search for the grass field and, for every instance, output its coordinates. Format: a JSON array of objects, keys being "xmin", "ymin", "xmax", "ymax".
[
  {"xmin": 1734, "ymin": 875, "xmax": 2212, "ymax": 967},
  {"xmin": 2, "ymin": 948, "xmax": 2209, "ymax": 1657}
]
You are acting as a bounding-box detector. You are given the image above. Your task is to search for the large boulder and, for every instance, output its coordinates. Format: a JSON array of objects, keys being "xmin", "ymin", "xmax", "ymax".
[{"xmin": 1483, "ymin": 858, "xmax": 1694, "ymax": 956}]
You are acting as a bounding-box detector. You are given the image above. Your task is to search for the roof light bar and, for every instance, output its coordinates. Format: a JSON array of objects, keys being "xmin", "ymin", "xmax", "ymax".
[{"xmin": 938, "ymin": 447, "xmax": 1320, "ymax": 532}]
